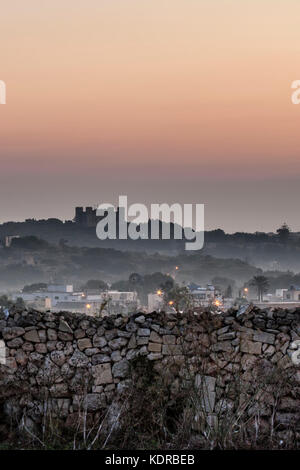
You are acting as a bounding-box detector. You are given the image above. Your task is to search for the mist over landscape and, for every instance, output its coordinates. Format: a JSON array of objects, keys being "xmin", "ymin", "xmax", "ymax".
[{"xmin": 1, "ymin": 214, "xmax": 300, "ymax": 298}]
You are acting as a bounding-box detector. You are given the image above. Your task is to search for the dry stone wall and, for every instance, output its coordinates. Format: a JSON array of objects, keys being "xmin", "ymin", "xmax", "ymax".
[{"xmin": 0, "ymin": 306, "xmax": 299, "ymax": 437}]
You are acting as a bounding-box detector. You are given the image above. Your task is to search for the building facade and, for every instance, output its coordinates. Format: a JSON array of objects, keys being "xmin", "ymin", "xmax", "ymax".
[{"xmin": 283, "ymin": 286, "xmax": 300, "ymax": 301}]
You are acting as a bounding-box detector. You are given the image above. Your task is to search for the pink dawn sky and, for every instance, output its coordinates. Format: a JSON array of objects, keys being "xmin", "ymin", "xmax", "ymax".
[{"xmin": 0, "ymin": 0, "xmax": 300, "ymax": 232}]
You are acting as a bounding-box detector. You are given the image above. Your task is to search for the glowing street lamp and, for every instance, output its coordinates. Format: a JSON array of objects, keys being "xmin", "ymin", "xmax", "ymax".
[
  {"xmin": 168, "ymin": 300, "xmax": 174, "ymax": 306},
  {"xmin": 156, "ymin": 290, "xmax": 163, "ymax": 296}
]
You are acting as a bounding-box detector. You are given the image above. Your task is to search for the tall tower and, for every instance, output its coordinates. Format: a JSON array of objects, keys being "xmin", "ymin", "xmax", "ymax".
[{"xmin": 75, "ymin": 207, "xmax": 84, "ymax": 225}]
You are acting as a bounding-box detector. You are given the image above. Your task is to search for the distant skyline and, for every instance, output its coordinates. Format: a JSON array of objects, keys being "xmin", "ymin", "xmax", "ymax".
[{"xmin": 1, "ymin": 1, "xmax": 300, "ymax": 232}]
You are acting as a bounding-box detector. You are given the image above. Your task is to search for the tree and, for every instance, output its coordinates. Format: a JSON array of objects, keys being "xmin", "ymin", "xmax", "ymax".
[
  {"xmin": 163, "ymin": 285, "xmax": 193, "ymax": 313},
  {"xmin": 224, "ymin": 285, "xmax": 233, "ymax": 298},
  {"xmin": 277, "ymin": 223, "xmax": 290, "ymax": 244},
  {"xmin": 211, "ymin": 276, "xmax": 235, "ymax": 293},
  {"xmin": 0, "ymin": 295, "xmax": 12, "ymax": 308},
  {"xmin": 1, "ymin": 295, "xmax": 25, "ymax": 310},
  {"xmin": 83, "ymin": 280, "xmax": 108, "ymax": 291},
  {"xmin": 11, "ymin": 236, "xmax": 49, "ymax": 250},
  {"xmin": 160, "ymin": 278, "xmax": 174, "ymax": 292},
  {"xmin": 249, "ymin": 275, "xmax": 269, "ymax": 302},
  {"xmin": 23, "ymin": 283, "xmax": 47, "ymax": 293},
  {"xmin": 14, "ymin": 297, "xmax": 26, "ymax": 309},
  {"xmin": 112, "ymin": 272, "xmax": 174, "ymax": 304},
  {"xmin": 111, "ymin": 280, "xmax": 130, "ymax": 291}
]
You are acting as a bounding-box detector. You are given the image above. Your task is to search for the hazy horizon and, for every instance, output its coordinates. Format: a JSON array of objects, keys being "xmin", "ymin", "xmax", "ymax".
[{"xmin": 1, "ymin": 1, "xmax": 300, "ymax": 233}]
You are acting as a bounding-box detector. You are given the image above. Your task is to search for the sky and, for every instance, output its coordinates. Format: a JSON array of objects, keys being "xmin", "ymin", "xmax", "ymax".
[{"xmin": 0, "ymin": 0, "xmax": 300, "ymax": 232}]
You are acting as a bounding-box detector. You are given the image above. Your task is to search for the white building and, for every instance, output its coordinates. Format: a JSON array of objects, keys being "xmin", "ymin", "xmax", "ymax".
[
  {"xmin": 283, "ymin": 286, "xmax": 300, "ymax": 302},
  {"xmin": 47, "ymin": 284, "xmax": 74, "ymax": 293},
  {"xmin": 275, "ymin": 289, "xmax": 288, "ymax": 299},
  {"xmin": 148, "ymin": 293, "xmax": 164, "ymax": 312},
  {"xmin": 53, "ymin": 290, "xmax": 139, "ymax": 316},
  {"xmin": 11, "ymin": 284, "xmax": 83, "ymax": 310},
  {"xmin": 189, "ymin": 284, "xmax": 215, "ymax": 306},
  {"xmin": 101, "ymin": 291, "xmax": 139, "ymax": 315},
  {"xmin": 12, "ymin": 284, "xmax": 139, "ymax": 315}
]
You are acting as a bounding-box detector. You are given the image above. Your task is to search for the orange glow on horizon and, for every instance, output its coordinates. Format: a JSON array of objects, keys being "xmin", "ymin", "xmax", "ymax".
[
  {"xmin": 1, "ymin": 1, "xmax": 300, "ymax": 229},
  {"xmin": 1, "ymin": 1, "xmax": 300, "ymax": 178}
]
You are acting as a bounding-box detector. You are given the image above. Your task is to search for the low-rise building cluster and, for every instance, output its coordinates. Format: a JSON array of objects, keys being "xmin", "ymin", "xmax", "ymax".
[{"xmin": 11, "ymin": 284, "xmax": 139, "ymax": 317}]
